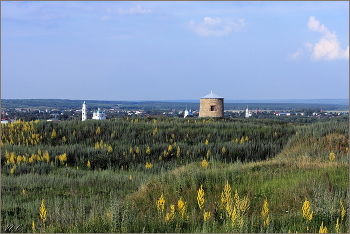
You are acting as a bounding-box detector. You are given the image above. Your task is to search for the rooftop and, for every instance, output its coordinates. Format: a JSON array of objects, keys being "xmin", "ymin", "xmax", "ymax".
[{"xmin": 201, "ymin": 91, "xmax": 224, "ymax": 99}]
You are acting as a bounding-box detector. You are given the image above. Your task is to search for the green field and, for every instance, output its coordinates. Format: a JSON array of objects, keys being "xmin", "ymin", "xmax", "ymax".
[{"xmin": 1, "ymin": 117, "xmax": 348, "ymax": 233}]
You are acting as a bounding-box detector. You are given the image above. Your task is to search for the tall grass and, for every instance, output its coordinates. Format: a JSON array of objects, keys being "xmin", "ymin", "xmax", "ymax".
[
  {"xmin": 2, "ymin": 117, "xmax": 296, "ymax": 175},
  {"xmin": 1, "ymin": 118, "xmax": 348, "ymax": 232}
]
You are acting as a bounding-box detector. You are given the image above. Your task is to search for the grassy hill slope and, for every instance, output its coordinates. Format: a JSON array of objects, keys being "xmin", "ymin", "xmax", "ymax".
[
  {"xmin": 122, "ymin": 121, "xmax": 349, "ymax": 233},
  {"xmin": 1, "ymin": 120, "xmax": 348, "ymax": 233}
]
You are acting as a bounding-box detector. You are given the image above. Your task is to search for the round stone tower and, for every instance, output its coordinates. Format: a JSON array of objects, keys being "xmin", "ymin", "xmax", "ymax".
[{"xmin": 199, "ymin": 91, "xmax": 224, "ymax": 118}]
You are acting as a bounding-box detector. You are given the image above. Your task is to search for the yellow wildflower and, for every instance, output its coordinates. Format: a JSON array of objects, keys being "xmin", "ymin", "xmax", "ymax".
[
  {"xmin": 236, "ymin": 192, "xmax": 250, "ymax": 216},
  {"xmin": 28, "ymin": 155, "xmax": 34, "ymax": 163},
  {"xmin": 107, "ymin": 145, "xmax": 113, "ymax": 153},
  {"xmin": 203, "ymin": 211, "xmax": 211, "ymax": 221},
  {"xmin": 340, "ymin": 199, "xmax": 345, "ymax": 221},
  {"xmin": 263, "ymin": 215, "xmax": 270, "ymax": 227},
  {"xmin": 319, "ymin": 222, "xmax": 328, "ymax": 233},
  {"xmin": 58, "ymin": 153, "xmax": 67, "ymax": 163},
  {"xmin": 39, "ymin": 199, "xmax": 47, "ymax": 222},
  {"xmin": 231, "ymin": 206, "xmax": 239, "ymax": 227},
  {"xmin": 177, "ymin": 197, "xmax": 186, "ymax": 219},
  {"xmin": 165, "ymin": 205, "xmax": 175, "ymax": 222},
  {"xmin": 146, "ymin": 146, "xmax": 151, "ymax": 155},
  {"xmin": 51, "ymin": 129, "xmax": 57, "ymax": 139},
  {"xmin": 221, "ymin": 146, "xmax": 226, "ymax": 154},
  {"xmin": 197, "ymin": 185, "xmax": 205, "ymax": 210},
  {"xmin": 261, "ymin": 199, "xmax": 270, "ymax": 226},
  {"xmin": 335, "ymin": 218, "xmax": 340, "ymax": 233},
  {"xmin": 302, "ymin": 198, "xmax": 313, "ymax": 221},
  {"xmin": 206, "ymin": 149, "xmax": 211, "ymax": 159},
  {"xmin": 221, "ymin": 180, "xmax": 231, "ymax": 208},
  {"xmin": 201, "ymin": 159, "xmax": 209, "ymax": 168},
  {"xmin": 43, "ymin": 151, "xmax": 50, "ymax": 162},
  {"xmin": 176, "ymin": 146, "xmax": 181, "ymax": 157},
  {"xmin": 240, "ymin": 137, "xmax": 245, "ymax": 144},
  {"xmin": 145, "ymin": 162, "xmax": 153, "ymax": 169},
  {"xmin": 135, "ymin": 146, "xmax": 140, "ymax": 154},
  {"xmin": 157, "ymin": 193, "xmax": 165, "ymax": 213},
  {"xmin": 152, "ymin": 127, "xmax": 158, "ymax": 136},
  {"xmin": 10, "ymin": 165, "xmax": 16, "ymax": 174},
  {"xmin": 16, "ymin": 155, "xmax": 22, "ymax": 164},
  {"xmin": 9, "ymin": 152, "xmax": 16, "ymax": 164},
  {"xmin": 32, "ymin": 221, "xmax": 36, "ymax": 233}
]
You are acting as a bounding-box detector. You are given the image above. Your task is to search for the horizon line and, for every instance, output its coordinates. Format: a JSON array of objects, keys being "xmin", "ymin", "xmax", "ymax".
[{"xmin": 2, "ymin": 98, "xmax": 348, "ymax": 105}]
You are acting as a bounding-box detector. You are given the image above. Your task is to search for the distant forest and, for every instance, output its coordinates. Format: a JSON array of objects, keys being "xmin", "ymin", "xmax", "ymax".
[{"xmin": 1, "ymin": 99, "xmax": 348, "ymax": 111}]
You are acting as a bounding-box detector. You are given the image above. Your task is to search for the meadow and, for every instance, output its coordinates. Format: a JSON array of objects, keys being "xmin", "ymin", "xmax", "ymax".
[{"xmin": 1, "ymin": 117, "xmax": 348, "ymax": 233}]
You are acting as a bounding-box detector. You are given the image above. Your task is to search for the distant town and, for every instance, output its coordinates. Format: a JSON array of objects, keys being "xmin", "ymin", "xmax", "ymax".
[{"xmin": 1, "ymin": 98, "xmax": 348, "ymax": 124}]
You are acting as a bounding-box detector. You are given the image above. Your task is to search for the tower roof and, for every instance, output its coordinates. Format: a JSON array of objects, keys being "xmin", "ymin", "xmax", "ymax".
[{"xmin": 201, "ymin": 91, "xmax": 224, "ymax": 99}]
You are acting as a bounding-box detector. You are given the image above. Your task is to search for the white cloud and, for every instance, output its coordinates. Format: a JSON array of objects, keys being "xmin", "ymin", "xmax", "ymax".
[
  {"xmin": 303, "ymin": 42, "xmax": 313, "ymax": 51},
  {"xmin": 188, "ymin": 17, "xmax": 245, "ymax": 37},
  {"xmin": 312, "ymin": 32, "xmax": 349, "ymax": 60},
  {"xmin": 238, "ymin": 19, "xmax": 246, "ymax": 27},
  {"xmin": 101, "ymin": 5, "xmax": 152, "ymax": 20},
  {"xmin": 115, "ymin": 5, "xmax": 152, "ymax": 15},
  {"xmin": 288, "ymin": 49, "xmax": 303, "ymax": 60},
  {"xmin": 290, "ymin": 16, "xmax": 348, "ymax": 61},
  {"xmin": 129, "ymin": 5, "xmax": 152, "ymax": 14},
  {"xmin": 101, "ymin": 15, "xmax": 112, "ymax": 21},
  {"xmin": 307, "ymin": 16, "xmax": 328, "ymax": 33},
  {"xmin": 203, "ymin": 17, "xmax": 221, "ymax": 24}
]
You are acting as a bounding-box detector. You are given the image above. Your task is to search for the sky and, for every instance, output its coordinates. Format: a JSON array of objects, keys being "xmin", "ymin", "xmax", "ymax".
[{"xmin": 1, "ymin": 1, "xmax": 349, "ymax": 101}]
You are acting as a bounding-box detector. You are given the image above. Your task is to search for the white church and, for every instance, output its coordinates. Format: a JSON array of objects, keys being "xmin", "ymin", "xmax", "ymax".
[
  {"xmin": 82, "ymin": 101, "xmax": 106, "ymax": 121},
  {"xmin": 183, "ymin": 108, "xmax": 193, "ymax": 118}
]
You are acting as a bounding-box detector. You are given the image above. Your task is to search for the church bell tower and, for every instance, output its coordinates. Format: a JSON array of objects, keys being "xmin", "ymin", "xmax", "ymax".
[{"xmin": 82, "ymin": 101, "xmax": 87, "ymax": 121}]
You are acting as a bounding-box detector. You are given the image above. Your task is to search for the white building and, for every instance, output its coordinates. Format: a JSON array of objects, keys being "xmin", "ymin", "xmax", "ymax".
[
  {"xmin": 82, "ymin": 101, "xmax": 87, "ymax": 121},
  {"xmin": 1, "ymin": 119, "xmax": 10, "ymax": 124},
  {"xmin": 82, "ymin": 102, "xmax": 106, "ymax": 120},
  {"xmin": 184, "ymin": 108, "xmax": 193, "ymax": 118},
  {"xmin": 92, "ymin": 108, "xmax": 106, "ymax": 120},
  {"xmin": 245, "ymin": 106, "xmax": 252, "ymax": 118},
  {"xmin": 275, "ymin": 112, "xmax": 291, "ymax": 116}
]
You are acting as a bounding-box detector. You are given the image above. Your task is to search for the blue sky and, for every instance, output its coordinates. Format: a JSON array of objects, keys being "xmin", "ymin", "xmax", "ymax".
[{"xmin": 1, "ymin": 1, "xmax": 349, "ymax": 101}]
